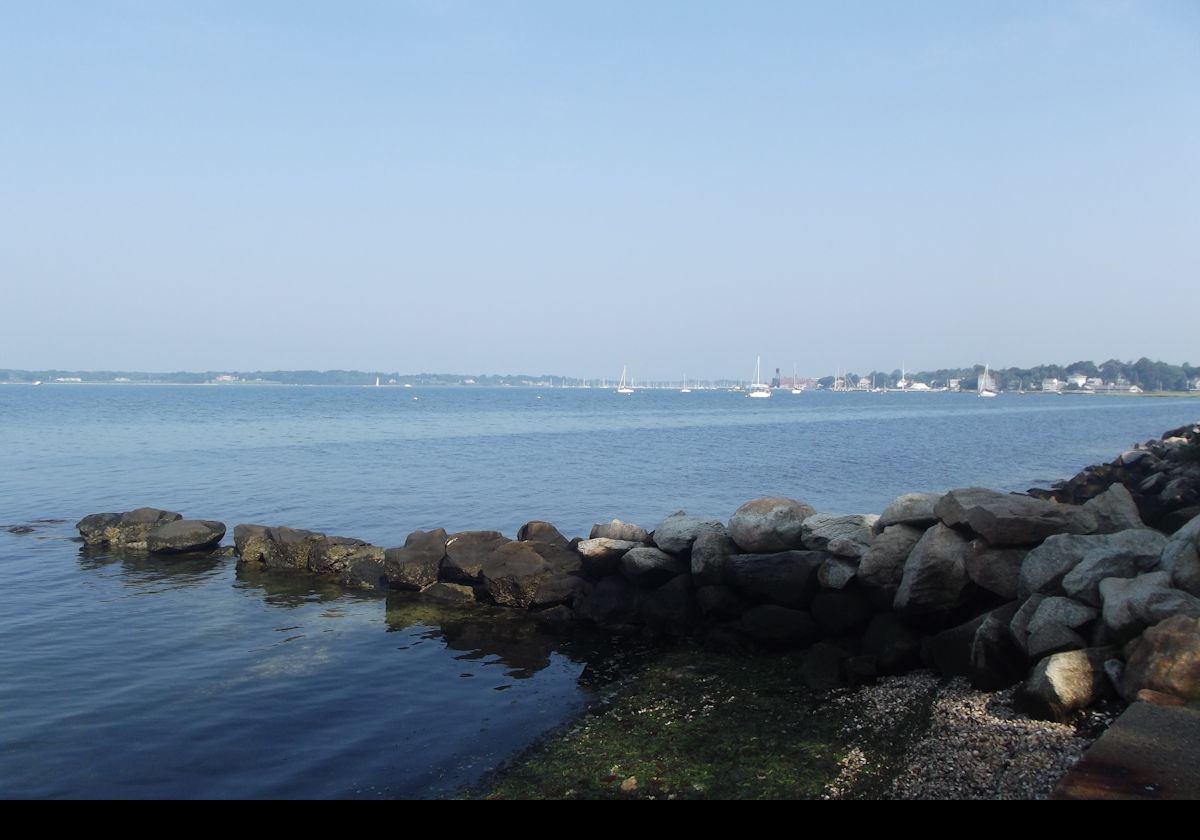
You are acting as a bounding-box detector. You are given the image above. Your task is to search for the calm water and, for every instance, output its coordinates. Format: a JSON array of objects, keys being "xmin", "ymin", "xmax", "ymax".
[{"xmin": 1, "ymin": 384, "xmax": 1197, "ymax": 798}]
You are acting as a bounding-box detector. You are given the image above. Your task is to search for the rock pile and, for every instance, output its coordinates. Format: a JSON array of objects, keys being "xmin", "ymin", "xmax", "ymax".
[{"xmin": 75, "ymin": 422, "xmax": 1200, "ymax": 721}]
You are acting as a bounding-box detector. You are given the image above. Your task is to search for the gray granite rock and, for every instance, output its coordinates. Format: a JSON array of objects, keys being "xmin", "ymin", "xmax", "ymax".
[{"xmin": 727, "ymin": 497, "xmax": 815, "ymax": 553}]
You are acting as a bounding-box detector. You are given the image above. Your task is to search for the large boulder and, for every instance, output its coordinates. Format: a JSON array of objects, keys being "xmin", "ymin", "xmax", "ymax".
[
  {"xmin": 858, "ymin": 524, "xmax": 924, "ymax": 603},
  {"xmin": 312, "ymin": 537, "xmax": 379, "ymax": 575},
  {"xmin": 531, "ymin": 572, "xmax": 593, "ymax": 610},
  {"xmin": 1019, "ymin": 648, "xmax": 1113, "ymax": 722},
  {"xmin": 516, "ymin": 520, "xmax": 570, "ymax": 547},
  {"xmin": 818, "ymin": 556, "xmax": 858, "ymax": 590},
  {"xmin": 1019, "ymin": 530, "xmax": 1166, "ymax": 600},
  {"xmin": 1060, "ymin": 530, "xmax": 1169, "ymax": 606},
  {"xmin": 724, "ymin": 550, "xmax": 825, "ymax": 607},
  {"xmin": 893, "ymin": 523, "xmax": 972, "ymax": 617},
  {"xmin": 77, "ymin": 507, "xmax": 183, "ymax": 549},
  {"xmin": 382, "ymin": 528, "xmax": 447, "ymax": 591},
  {"xmin": 695, "ymin": 585, "xmax": 745, "ymax": 619},
  {"xmin": 926, "ymin": 612, "xmax": 989, "ymax": 677},
  {"xmin": 442, "ymin": 531, "xmax": 510, "ymax": 583},
  {"xmin": 589, "ymin": 519, "xmax": 649, "ymax": 543},
  {"xmin": 876, "ymin": 492, "xmax": 942, "ymax": 531},
  {"xmin": 651, "ymin": 512, "xmax": 725, "ymax": 555},
  {"xmin": 963, "ymin": 539, "xmax": 1027, "ymax": 600},
  {"xmin": 690, "ymin": 529, "xmax": 737, "ymax": 586},
  {"xmin": 641, "ymin": 574, "xmax": 699, "ymax": 632},
  {"xmin": 1099, "ymin": 572, "xmax": 1200, "ymax": 640},
  {"xmin": 1081, "ymin": 483, "xmax": 1145, "ymax": 533},
  {"xmin": 740, "ymin": 605, "xmax": 818, "ymax": 645},
  {"xmin": 576, "ymin": 538, "xmax": 640, "ymax": 577},
  {"xmin": 420, "ymin": 582, "xmax": 477, "ymax": 604},
  {"xmin": 620, "ymin": 547, "xmax": 687, "ymax": 587},
  {"xmin": 268, "ymin": 526, "xmax": 327, "ymax": 570},
  {"xmin": 1021, "ymin": 596, "xmax": 1097, "ymax": 660},
  {"xmin": 969, "ymin": 603, "xmax": 1026, "ymax": 690},
  {"xmin": 145, "ymin": 519, "xmax": 226, "ymax": 554},
  {"xmin": 727, "ymin": 497, "xmax": 815, "ymax": 552},
  {"xmin": 1161, "ymin": 512, "xmax": 1200, "ymax": 596},
  {"xmin": 936, "ymin": 488, "xmax": 1095, "ymax": 546},
  {"xmin": 480, "ymin": 542, "xmax": 553, "ymax": 608},
  {"xmin": 233, "ymin": 524, "xmax": 275, "ymax": 564},
  {"xmin": 1118, "ymin": 615, "xmax": 1200, "ymax": 703},
  {"xmin": 576, "ymin": 576, "xmax": 637, "ymax": 628},
  {"xmin": 801, "ymin": 514, "xmax": 878, "ymax": 552},
  {"xmin": 339, "ymin": 548, "xmax": 391, "ymax": 590}
]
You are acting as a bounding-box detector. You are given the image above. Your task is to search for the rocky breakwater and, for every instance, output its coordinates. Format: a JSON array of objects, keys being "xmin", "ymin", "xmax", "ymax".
[{"xmin": 76, "ymin": 422, "xmax": 1200, "ymax": 723}]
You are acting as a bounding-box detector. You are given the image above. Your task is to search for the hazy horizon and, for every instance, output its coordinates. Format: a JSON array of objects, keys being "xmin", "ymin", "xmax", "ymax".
[{"xmin": 3, "ymin": 3, "xmax": 1197, "ymax": 380}]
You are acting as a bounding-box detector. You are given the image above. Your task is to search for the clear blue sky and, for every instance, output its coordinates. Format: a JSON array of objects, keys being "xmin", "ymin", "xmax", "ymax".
[{"xmin": 2, "ymin": 1, "xmax": 1197, "ymax": 379}]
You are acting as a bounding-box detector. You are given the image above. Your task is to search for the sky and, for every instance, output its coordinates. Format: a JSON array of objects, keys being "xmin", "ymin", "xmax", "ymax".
[{"xmin": 2, "ymin": 1, "xmax": 1197, "ymax": 380}]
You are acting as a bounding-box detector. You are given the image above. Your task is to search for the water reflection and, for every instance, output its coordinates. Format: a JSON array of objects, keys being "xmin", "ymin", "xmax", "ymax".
[
  {"xmin": 76, "ymin": 543, "xmax": 230, "ymax": 586},
  {"xmin": 385, "ymin": 592, "xmax": 576, "ymax": 679},
  {"xmin": 233, "ymin": 562, "xmax": 383, "ymax": 609}
]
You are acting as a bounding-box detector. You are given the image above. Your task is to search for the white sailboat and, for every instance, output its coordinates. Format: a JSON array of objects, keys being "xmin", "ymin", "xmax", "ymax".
[
  {"xmin": 680, "ymin": 374, "xmax": 691, "ymax": 394},
  {"xmin": 748, "ymin": 356, "xmax": 772, "ymax": 398},
  {"xmin": 790, "ymin": 363, "xmax": 803, "ymax": 394},
  {"xmin": 617, "ymin": 366, "xmax": 634, "ymax": 394},
  {"xmin": 978, "ymin": 365, "xmax": 998, "ymax": 398}
]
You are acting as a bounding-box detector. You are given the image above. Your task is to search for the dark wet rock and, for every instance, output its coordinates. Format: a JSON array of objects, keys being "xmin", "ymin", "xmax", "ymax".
[
  {"xmin": 810, "ymin": 589, "xmax": 872, "ymax": 636},
  {"xmin": 858, "ymin": 524, "xmax": 925, "ymax": 604},
  {"xmin": 894, "ymin": 523, "xmax": 972, "ymax": 617},
  {"xmin": 233, "ymin": 524, "xmax": 272, "ymax": 557},
  {"xmin": 577, "ymin": 576, "xmax": 637, "ymax": 628},
  {"xmin": 576, "ymin": 538, "xmax": 640, "ymax": 577},
  {"xmin": 533, "ymin": 605, "xmax": 576, "ymax": 631},
  {"xmin": 642, "ymin": 574, "xmax": 699, "ymax": 633},
  {"xmin": 724, "ymin": 550, "xmax": 825, "ymax": 607},
  {"xmin": 695, "ymin": 585, "xmax": 745, "ymax": 619},
  {"xmin": 1019, "ymin": 530, "xmax": 1166, "ymax": 600},
  {"xmin": 651, "ymin": 512, "xmax": 724, "ymax": 555},
  {"xmin": 1061, "ymin": 529, "xmax": 1169, "ymax": 606},
  {"xmin": 144, "ymin": 519, "xmax": 226, "ymax": 554},
  {"xmin": 801, "ymin": 642, "xmax": 848, "ymax": 690},
  {"xmin": 341, "ymin": 549, "xmax": 391, "ymax": 590},
  {"xmin": 936, "ymin": 488, "xmax": 1095, "ymax": 546},
  {"xmin": 382, "ymin": 528, "xmax": 447, "ymax": 591},
  {"xmin": 531, "ymin": 572, "xmax": 592, "ymax": 610},
  {"xmin": 517, "ymin": 520, "xmax": 570, "ymax": 547},
  {"xmin": 589, "ymin": 519, "xmax": 649, "ymax": 543},
  {"xmin": 690, "ymin": 529, "xmax": 737, "ymax": 587},
  {"xmin": 420, "ymin": 581, "xmax": 478, "ymax": 604},
  {"xmin": 1118, "ymin": 615, "xmax": 1200, "ymax": 703},
  {"xmin": 1161, "ymin": 505, "xmax": 1200, "ymax": 535},
  {"xmin": 1100, "ymin": 572, "xmax": 1200, "ymax": 640},
  {"xmin": 480, "ymin": 542, "xmax": 553, "ymax": 608},
  {"xmin": 1020, "ymin": 648, "xmax": 1114, "ymax": 722},
  {"xmin": 77, "ymin": 508, "xmax": 182, "ymax": 549},
  {"xmin": 442, "ymin": 530, "xmax": 510, "ymax": 584},
  {"xmin": 308, "ymin": 535, "xmax": 370, "ymax": 573},
  {"xmin": 740, "ymin": 605, "xmax": 818, "ymax": 645},
  {"xmin": 269, "ymin": 526, "xmax": 327, "ymax": 570},
  {"xmin": 800, "ymin": 513, "xmax": 878, "ymax": 552},
  {"xmin": 826, "ymin": 535, "xmax": 871, "ymax": 560},
  {"xmin": 876, "ymin": 492, "xmax": 943, "ymax": 532},
  {"xmin": 970, "ymin": 602, "xmax": 1026, "ymax": 690},
  {"xmin": 1161, "ymin": 512, "xmax": 1200, "ymax": 596},
  {"xmin": 727, "ymin": 497, "xmax": 816, "ymax": 553},
  {"xmin": 1026, "ymin": 624, "xmax": 1088, "ymax": 661},
  {"xmin": 818, "ymin": 556, "xmax": 858, "ymax": 590},
  {"xmin": 620, "ymin": 546, "xmax": 687, "ymax": 587},
  {"xmin": 862, "ymin": 613, "xmax": 922, "ymax": 674},
  {"xmin": 963, "ymin": 539, "xmax": 1027, "ymax": 600},
  {"xmin": 7, "ymin": 525, "xmax": 35, "ymax": 534},
  {"xmin": 1081, "ymin": 483, "xmax": 1144, "ymax": 533}
]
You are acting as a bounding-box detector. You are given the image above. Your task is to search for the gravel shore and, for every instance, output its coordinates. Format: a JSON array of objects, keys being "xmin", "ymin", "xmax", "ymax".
[{"xmin": 822, "ymin": 672, "xmax": 1113, "ymax": 800}]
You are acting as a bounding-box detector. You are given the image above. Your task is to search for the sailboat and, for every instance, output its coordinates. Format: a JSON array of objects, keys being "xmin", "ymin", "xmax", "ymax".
[
  {"xmin": 617, "ymin": 366, "xmax": 634, "ymax": 394},
  {"xmin": 790, "ymin": 363, "xmax": 803, "ymax": 395},
  {"xmin": 680, "ymin": 374, "xmax": 691, "ymax": 394},
  {"xmin": 748, "ymin": 356, "xmax": 772, "ymax": 398},
  {"xmin": 978, "ymin": 365, "xmax": 998, "ymax": 398}
]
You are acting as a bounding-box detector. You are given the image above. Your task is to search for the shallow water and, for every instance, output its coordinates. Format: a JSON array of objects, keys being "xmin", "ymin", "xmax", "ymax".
[{"xmin": 0, "ymin": 384, "xmax": 1195, "ymax": 797}]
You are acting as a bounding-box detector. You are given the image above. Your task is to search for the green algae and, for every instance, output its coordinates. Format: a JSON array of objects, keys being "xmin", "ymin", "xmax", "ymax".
[{"xmin": 477, "ymin": 644, "xmax": 939, "ymax": 800}]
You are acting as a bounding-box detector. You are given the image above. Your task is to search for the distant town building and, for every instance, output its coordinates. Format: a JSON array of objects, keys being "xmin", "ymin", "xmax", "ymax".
[
  {"xmin": 53, "ymin": 377, "xmax": 83, "ymax": 383},
  {"xmin": 1190, "ymin": 378, "xmax": 1200, "ymax": 392},
  {"xmin": 1041, "ymin": 378, "xmax": 1062, "ymax": 393},
  {"xmin": 1067, "ymin": 374, "xmax": 1088, "ymax": 388},
  {"xmin": 947, "ymin": 379, "xmax": 962, "ymax": 392},
  {"xmin": 1086, "ymin": 377, "xmax": 1104, "ymax": 390}
]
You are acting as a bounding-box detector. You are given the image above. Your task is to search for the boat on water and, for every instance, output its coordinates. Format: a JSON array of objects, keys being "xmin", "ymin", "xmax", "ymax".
[
  {"xmin": 748, "ymin": 356, "xmax": 771, "ymax": 398},
  {"xmin": 790, "ymin": 363, "xmax": 803, "ymax": 394},
  {"xmin": 978, "ymin": 364, "xmax": 998, "ymax": 398},
  {"xmin": 617, "ymin": 366, "xmax": 634, "ymax": 394},
  {"xmin": 680, "ymin": 375, "xmax": 691, "ymax": 394}
]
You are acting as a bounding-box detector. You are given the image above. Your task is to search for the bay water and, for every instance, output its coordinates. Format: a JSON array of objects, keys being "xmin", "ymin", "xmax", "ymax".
[{"xmin": 1, "ymin": 384, "xmax": 1196, "ymax": 798}]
